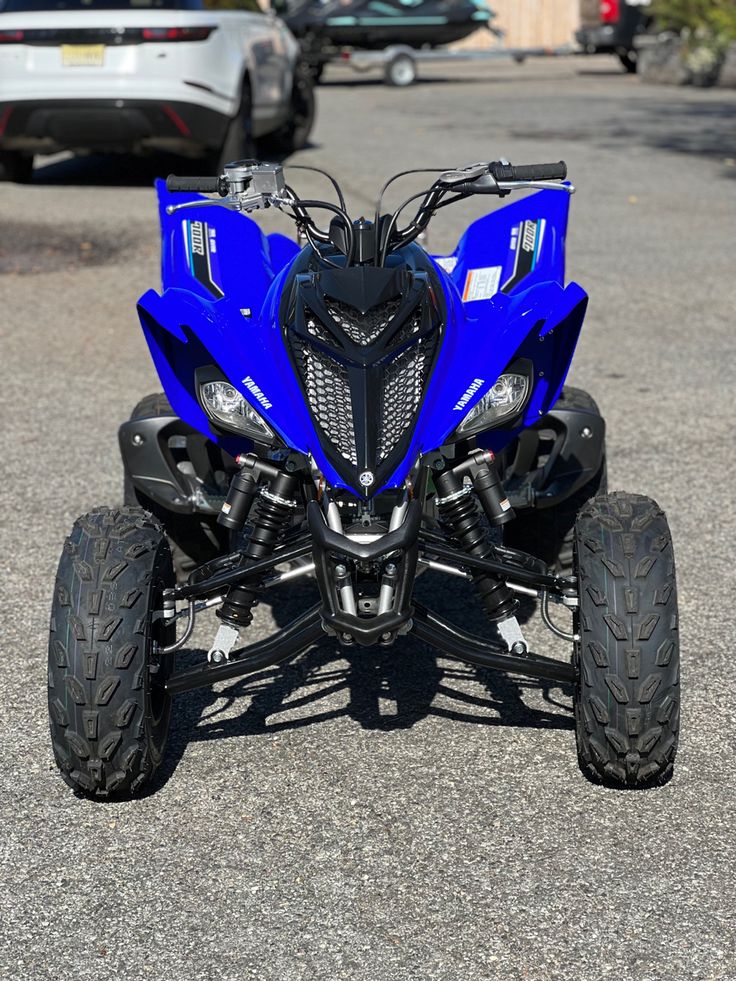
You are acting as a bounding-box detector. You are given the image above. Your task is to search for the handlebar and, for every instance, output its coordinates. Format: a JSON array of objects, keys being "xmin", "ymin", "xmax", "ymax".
[
  {"xmin": 488, "ymin": 161, "xmax": 567, "ymax": 182},
  {"xmin": 163, "ymin": 158, "xmax": 572, "ymax": 267},
  {"xmin": 166, "ymin": 175, "xmax": 227, "ymax": 195}
]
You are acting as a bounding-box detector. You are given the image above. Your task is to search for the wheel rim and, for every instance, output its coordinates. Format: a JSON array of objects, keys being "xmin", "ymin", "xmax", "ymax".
[
  {"xmin": 391, "ymin": 58, "xmax": 415, "ymax": 85},
  {"xmin": 147, "ymin": 556, "xmax": 174, "ymax": 732}
]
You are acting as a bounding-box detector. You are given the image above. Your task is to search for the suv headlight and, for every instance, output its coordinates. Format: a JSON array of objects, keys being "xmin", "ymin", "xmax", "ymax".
[
  {"xmin": 199, "ymin": 379, "xmax": 275, "ymax": 442},
  {"xmin": 455, "ymin": 373, "xmax": 530, "ymax": 437}
]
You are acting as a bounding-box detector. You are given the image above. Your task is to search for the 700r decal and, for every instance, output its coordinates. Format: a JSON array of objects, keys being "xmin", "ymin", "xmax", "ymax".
[
  {"xmin": 501, "ymin": 218, "xmax": 545, "ymax": 294},
  {"xmin": 183, "ymin": 220, "xmax": 224, "ymax": 300}
]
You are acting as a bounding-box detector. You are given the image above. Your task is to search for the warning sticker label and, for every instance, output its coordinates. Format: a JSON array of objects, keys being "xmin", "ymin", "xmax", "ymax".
[{"xmin": 462, "ymin": 266, "xmax": 502, "ymax": 302}]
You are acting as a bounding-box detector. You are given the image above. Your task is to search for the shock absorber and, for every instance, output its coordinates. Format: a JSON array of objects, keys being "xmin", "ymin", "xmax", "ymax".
[
  {"xmin": 216, "ymin": 470, "xmax": 299, "ymax": 628},
  {"xmin": 435, "ymin": 466, "xmax": 518, "ymax": 623}
]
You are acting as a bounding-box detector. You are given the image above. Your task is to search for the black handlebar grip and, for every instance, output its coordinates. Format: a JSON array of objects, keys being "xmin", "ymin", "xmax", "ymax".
[
  {"xmin": 490, "ymin": 161, "xmax": 567, "ymax": 182},
  {"xmin": 165, "ymin": 174, "xmax": 223, "ymax": 194}
]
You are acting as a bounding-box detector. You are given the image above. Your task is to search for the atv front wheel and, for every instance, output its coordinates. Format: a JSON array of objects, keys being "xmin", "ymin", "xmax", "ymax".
[
  {"xmin": 573, "ymin": 492, "xmax": 680, "ymax": 787},
  {"xmin": 48, "ymin": 507, "xmax": 175, "ymax": 798}
]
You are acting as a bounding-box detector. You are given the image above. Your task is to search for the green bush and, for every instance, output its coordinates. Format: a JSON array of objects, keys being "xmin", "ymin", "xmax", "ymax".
[{"xmin": 652, "ymin": 0, "xmax": 736, "ymax": 42}]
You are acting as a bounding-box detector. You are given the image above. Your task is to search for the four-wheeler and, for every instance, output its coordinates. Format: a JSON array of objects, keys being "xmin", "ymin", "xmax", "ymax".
[
  {"xmin": 48, "ymin": 157, "xmax": 680, "ymax": 798},
  {"xmin": 0, "ymin": 0, "xmax": 314, "ymax": 183}
]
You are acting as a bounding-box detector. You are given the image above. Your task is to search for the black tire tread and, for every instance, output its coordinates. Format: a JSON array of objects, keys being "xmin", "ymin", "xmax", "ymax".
[
  {"xmin": 573, "ymin": 491, "xmax": 680, "ymax": 787},
  {"xmin": 48, "ymin": 506, "xmax": 174, "ymax": 798}
]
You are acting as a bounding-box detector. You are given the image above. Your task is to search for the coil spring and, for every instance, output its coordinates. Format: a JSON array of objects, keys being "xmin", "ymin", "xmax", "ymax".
[
  {"xmin": 218, "ymin": 475, "xmax": 297, "ymax": 627},
  {"xmin": 437, "ymin": 478, "xmax": 518, "ymax": 623}
]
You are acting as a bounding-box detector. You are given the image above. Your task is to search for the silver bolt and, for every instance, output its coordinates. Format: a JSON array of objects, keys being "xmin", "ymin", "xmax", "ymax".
[
  {"xmin": 381, "ymin": 632, "xmax": 393, "ymax": 642},
  {"xmin": 211, "ymin": 650, "xmax": 225, "ymax": 664},
  {"xmin": 538, "ymin": 371, "xmax": 544, "ymax": 377},
  {"xmin": 385, "ymin": 563, "xmax": 398, "ymax": 576},
  {"xmin": 581, "ymin": 426, "xmax": 593, "ymax": 439},
  {"xmin": 511, "ymin": 641, "xmax": 527, "ymax": 655},
  {"xmin": 335, "ymin": 564, "xmax": 347, "ymax": 577},
  {"xmin": 132, "ymin": 433, "xmax": 144, "ymax": 446}
]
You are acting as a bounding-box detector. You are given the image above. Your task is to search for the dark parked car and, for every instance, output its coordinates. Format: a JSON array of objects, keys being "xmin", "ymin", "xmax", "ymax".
[{"xmin": 576, "ymin": 0, "xmax": 653, "ymax": 72}]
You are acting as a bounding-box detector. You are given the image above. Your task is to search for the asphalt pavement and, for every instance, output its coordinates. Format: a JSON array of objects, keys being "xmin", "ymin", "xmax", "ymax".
[{"xmin": 1, "ymin": 57, "xmax": 735, "ymax": 981}]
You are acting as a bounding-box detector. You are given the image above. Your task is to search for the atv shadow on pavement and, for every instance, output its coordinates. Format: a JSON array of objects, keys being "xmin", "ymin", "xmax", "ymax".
[{"xmin": 143, "ymin": 573, "xmax": 572, "ymax": 796}]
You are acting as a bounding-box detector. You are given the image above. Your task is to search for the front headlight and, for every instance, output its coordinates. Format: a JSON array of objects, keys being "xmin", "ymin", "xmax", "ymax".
[
  {"xmin": 199, "ymin": 380, "xmax": 275, "ymax": 442},
  {"xmin": 455, "ymin": 373, "xmax": 530, "ymax": 437}
]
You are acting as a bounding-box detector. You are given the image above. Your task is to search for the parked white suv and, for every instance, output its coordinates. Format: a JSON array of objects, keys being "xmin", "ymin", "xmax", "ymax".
[{"xmin": 0, "ymin": 0, "xmax": 315, "ymax": 182}]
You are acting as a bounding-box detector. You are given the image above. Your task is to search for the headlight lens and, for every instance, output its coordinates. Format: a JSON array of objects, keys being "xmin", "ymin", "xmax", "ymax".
[
  {"xmin": 455, "ymin": 373, "xmax": 530, "ymax": 437},
  {"xmin": 199, "ymin": 380, "xmax": 275, "ymax": 442}
]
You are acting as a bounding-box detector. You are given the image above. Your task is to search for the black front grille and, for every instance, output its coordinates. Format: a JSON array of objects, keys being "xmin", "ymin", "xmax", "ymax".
[
  {"xmin": 378, "ymin": 334, "xmax": 435, "ymax": 461},
  {"xmin": 324, "ymin": 296, "xmax": 402, "ymax": 347},
  {"xmin": 291, "ymin": 336, "xmax": 358, "ymax": 466},
  {"xmin": 284, "ymin": 261, "xmax": 443, "ymax": 494}
]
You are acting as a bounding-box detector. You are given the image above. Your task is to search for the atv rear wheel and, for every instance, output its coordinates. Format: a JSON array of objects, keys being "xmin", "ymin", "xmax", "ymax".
[
  {"xmin": 48, "ymin": 507, "xmax": 175, "ymax": 798},
  {"xmin": 573, "ymin": 492, "xmax": 680, "ymax": 787},
  {"xmin": 504, "ymin": 386, "xmax": 607, "ymax": 575},
  {"xmin": 123, "ymin": 392, "xmax": 226, "ymax": 579}
]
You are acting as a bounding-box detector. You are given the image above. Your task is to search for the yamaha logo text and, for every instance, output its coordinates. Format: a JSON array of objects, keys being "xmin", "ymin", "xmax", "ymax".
[
  {"xmin": 453, "ymin": 378, "xmax": 485, "ymax": 411},
  {"xmin": 242, "ymin": 375, "xmax": 273, "ymax": 410}
]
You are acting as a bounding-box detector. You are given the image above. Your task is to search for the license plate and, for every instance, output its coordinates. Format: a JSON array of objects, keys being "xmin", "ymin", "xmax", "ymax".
[{"xmin": 61, "ymin": 44, "xmax": 105, "ymax": 68}]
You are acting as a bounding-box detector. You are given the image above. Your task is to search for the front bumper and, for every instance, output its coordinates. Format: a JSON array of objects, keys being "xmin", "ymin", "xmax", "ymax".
[
  {"xmin": 575, "ymin": 24, "xmax": 620, "ymax": 53},
  {"xmin": 0, "ymin": 98, "xmax": 230, "ymax": 155}
]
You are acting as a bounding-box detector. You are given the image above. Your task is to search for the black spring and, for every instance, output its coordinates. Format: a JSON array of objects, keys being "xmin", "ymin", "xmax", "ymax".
[
  {"xmin": 218, "ymin": 473, "xmax": 298, "ymax": 627},
  {"xmin": 436, "ymin": 472, "xmax": 518, "ymax": 624}
]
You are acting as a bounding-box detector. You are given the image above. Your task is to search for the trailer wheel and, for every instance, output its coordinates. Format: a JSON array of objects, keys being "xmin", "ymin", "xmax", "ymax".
[{"xmin": 385, "ymin": 53, "xmax": 417, "ymax": 87}]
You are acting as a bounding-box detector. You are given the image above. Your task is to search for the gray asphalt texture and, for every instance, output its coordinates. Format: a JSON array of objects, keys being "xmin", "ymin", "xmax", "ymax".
[{"xmin": 1, "ymin": 57, "xmax": 735, "ymax": 981}]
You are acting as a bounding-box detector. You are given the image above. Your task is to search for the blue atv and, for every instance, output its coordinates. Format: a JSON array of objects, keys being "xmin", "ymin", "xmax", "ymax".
[{"xmin": 48, "ymin": 159, "xmax": 680, "ymax": 797}]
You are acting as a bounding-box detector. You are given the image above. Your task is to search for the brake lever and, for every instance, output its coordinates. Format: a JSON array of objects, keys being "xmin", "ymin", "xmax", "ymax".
[
  {"xmin": 166, "ymin": 191, "xmax": 284, "ymax": 216},
  {"xmin": 437, "ymin": 162, "xmax": 489, "ymax": 186},
  {"xmin": 166, "ymin": 197, "xmax": 240, "ymax": 215},
  {"xmin": 495, "ymin": 180, "xmax": 576, "ymax": 194}
]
